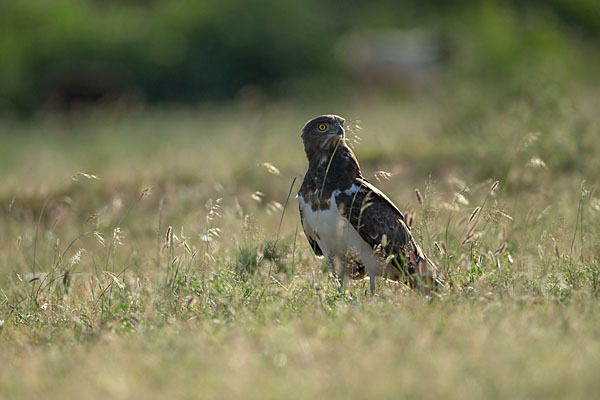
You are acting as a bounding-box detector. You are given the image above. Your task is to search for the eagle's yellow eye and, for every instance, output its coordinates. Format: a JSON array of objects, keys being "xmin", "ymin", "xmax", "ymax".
[{"xmin": 318, "ymin": 123, "xmax": 327, "ymax": 131}]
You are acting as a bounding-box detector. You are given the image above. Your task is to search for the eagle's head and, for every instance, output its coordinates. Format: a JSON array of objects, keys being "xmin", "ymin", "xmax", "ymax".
[{"xmin": 301, "ymin": 114, "xmax": 346, "ymax": 161}]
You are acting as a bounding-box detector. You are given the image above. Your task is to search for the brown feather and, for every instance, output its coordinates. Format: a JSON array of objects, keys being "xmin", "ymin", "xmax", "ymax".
[{"xmin": 298, "ymin": 114, "xmax": 443, "ymax": 288}]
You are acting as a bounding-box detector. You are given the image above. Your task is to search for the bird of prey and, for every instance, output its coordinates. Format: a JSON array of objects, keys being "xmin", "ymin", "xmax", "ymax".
[{"xmin": 297, "ymin": 114, "xmax": 441, "ymax": 293}]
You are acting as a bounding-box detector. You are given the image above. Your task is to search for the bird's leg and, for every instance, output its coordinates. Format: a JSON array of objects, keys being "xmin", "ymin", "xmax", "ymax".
[
  {"xmin": 326, "ymin": 255, "xmax": 336, "ymax": 275},
  {"xmin": 326, "ymin": 255, "xmax": 343, "ymax": 291},
  {"xmin": 338, "ymin": 251, "xmax": 351, "ymax": 290},
  {"xmin": 369, "ymin": 273, "xmax": 376, "ymax": 295}
]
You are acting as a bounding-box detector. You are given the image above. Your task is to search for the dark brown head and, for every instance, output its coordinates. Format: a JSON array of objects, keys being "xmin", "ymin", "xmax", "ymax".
[{"xmin": 301, "ymin": 115, "xmax": 346, "ymax": 162}]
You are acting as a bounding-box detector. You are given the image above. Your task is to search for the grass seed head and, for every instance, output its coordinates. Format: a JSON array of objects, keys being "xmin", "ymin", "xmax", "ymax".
[
  {"xmin": 374, "ymin": 170, "xmax": 392, "ymax": 182},
  {"xmin": 455, "ymin": 193, "xmax": 470, "ymax": 206},
  {"xmin": 527, "ymin": 157, "xmax": 547, "ymax": 169},
  {"xmin": 261, "ymin": 162, "xmax": 281, "ymax": 176},
  {"xmin": 494, "ymin": 242, "xmax": 507, "ymax": 255},
  {"xmin": 405, "ymin": 211, "xmax": 414, "ymax": 228},
  {"xmin": 461, "ymin": 233, "xmax": 475, "ymax": 245},
  {"xmin": 415, "ymin": 189, "xmax": 424, "ymax": 205},
  {"xmin": 435, "ymin": 241, "xmax": 444, "ymax": 255},
  {"xmin": 166, "ymin": 226, "xmax": 173, "ymax": 248},
  {"xmin": 94, "ymin": 231, "xmax": 105, "ymax": 247},
  {"xmin": 251, "ymin": 192, "xmax": 264, "ymax": 202},
  {"xmin": 496, "ymin": 210, "xmax": 513, "ymax": 220},
  {"xmin": 139, "ymin": 187, "xmax": 152, "ymax": 200},
  {"xmin": 468, "ymin": 207, "xmax": 481, "ymax": 223}
]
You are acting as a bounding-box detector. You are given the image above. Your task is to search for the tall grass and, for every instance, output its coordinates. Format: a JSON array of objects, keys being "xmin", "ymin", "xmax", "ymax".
[{"xmin": 1, "ymin": 83, "xmax": 599, "ymax": 398}]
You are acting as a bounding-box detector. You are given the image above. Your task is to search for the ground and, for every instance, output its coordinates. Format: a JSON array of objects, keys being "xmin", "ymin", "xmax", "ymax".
[{"xmin": 1, "ymin": 82, "xmax": 599, "ymax": 399}]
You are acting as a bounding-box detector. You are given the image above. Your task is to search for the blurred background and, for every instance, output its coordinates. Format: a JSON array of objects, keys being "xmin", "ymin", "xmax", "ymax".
[
  {"xmin": 1, "ymin": 0, "xmax": 599, "ymax": 243},
  {"xmin": 1, "ymin": 0, "xmax": 599, "ymax": 115}
]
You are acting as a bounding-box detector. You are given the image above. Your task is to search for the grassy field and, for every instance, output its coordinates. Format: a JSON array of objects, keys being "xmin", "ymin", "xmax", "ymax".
[{"xmin": 1, "ymin": 80, "xmax": 600, "ymax": 399}]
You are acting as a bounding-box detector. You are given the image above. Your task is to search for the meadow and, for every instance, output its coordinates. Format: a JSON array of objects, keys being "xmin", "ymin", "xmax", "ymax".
[{"xmin": 1, "ymin": 78, "xmax": 600, "ymax": 399}]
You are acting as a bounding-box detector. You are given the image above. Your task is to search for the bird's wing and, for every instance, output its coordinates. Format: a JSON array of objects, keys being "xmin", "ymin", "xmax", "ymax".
[
  {"xmin": 335, "ymin": 178, "xmax": 440, "ymax": 281},
  {"xmin": 299, "ymin": 201, "xmax": 324, "ymax": 258}
]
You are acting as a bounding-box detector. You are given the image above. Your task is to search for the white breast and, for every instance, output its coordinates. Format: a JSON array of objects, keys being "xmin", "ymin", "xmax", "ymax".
[{"xmin": 298, "ymin": 191, "xmax": 382, "ymax": 276}]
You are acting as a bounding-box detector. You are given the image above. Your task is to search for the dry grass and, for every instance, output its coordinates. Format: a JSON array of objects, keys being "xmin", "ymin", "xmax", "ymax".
[{"xmin": 1, "ymin": 82, "xmax": 600, "ymax": 399}]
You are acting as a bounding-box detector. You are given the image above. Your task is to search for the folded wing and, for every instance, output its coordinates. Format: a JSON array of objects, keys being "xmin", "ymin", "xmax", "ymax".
[{"xmin": 335, "ymin": 178, "xmax": 441, "ymax": 284}]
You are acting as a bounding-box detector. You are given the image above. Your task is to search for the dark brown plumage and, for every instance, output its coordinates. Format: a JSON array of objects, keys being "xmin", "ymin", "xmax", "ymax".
[{"xmin": 298, "ymin": 114, "xmax": 441, "ymax": 292}]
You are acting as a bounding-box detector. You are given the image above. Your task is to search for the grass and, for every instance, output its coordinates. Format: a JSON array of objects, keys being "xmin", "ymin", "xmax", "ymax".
[{"xmin": 1, "ymin": 79, "xmax": 600, "ymax": 399}]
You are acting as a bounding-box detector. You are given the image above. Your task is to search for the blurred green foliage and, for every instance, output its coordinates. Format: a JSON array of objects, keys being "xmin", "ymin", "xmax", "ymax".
[{"xmin": 0, "ymin": 0, "xmax": 598, "ymax": 114}]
